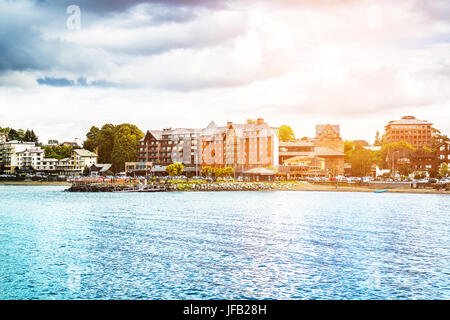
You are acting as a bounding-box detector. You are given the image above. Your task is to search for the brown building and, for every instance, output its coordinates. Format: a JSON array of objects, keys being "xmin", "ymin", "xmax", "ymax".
[
  {"xmin": 315, "ymin": 124, "xmax": 342, "ymax": 142},
  {"xmin": 385, "ymin": 116, "xmax": 433, "ymax": 149},
  {"xmin": 278, "ymin": 140, "xmax": 345, "ymax": 177},
  {"xmin": 436, "ymin": 139, "xmax": 450, "ymax": 168},
  {"xmin": 198, "ymin": 119, "xmax": 279, "ymax": 172},
  {"xmin": 314, "ymin": 124, "xmax": 344, "ymax": 152},
  {"xmin": 139, "ymin": 118, "xmax": 279, "ymax": 176}
]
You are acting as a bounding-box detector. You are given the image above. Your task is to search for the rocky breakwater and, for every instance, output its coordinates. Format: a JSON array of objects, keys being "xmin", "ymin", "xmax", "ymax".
[
  {"xmin": 66, "ymin": 182, "xmax": 301, "ymax": 192},
  {"xmin": 166, "ymin": 182, "xmax": 297, "ymax": 192}
]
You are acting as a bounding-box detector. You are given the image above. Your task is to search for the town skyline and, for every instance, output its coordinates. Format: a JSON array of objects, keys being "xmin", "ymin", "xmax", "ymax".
[{"xmin": 1, "ymin": 0, "xmax": 450, "ymax": 143}]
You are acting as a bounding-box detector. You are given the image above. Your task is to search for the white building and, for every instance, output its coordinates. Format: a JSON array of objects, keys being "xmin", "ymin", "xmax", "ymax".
[{"xmin": 0, "ymin": 141, "xmax": 37, "ymax": 174}]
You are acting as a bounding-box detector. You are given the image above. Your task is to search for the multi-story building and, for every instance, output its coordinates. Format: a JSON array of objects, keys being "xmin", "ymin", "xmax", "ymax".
[
  {"xmin": 436, "ymin": 139, "xmax": 450, "ymax": 169},
  {"xmin": 0, "ymin": 133, "xmax": 6, "ymax": 144},
  {"xmin": 69, "ymin": 149, "xmax": 97, "ymax": 174},
  {"xmin": 139, "ymin": 118, "xmax": 279, "ymax": 176},
  {"xmin": 0, "ymin": 142, "xmax": 97, "ymax": 175},
  {"xmin": 199, "ymin": 119, "xmax": 279, "ymax": 172},
  {"xmin": 315, "ymin": 124, "xmax": 342, "ymax": 142},
  {"xmin": 16, "ymin": 148, "xmax": 45, "ymax": 171},
  {"xmin": 278, "ymin": 140, "xmax": 345, "ymax": 177},
  {"xmin": 278, "ymin": 124, "xmax": 345, "ymax": 177},
  {"xmin": 139, "ymin": 128, "xmax": 200, "ymax": 175},
  {"xmin": 54, "ymin": 149, "xmax": 97, "ymax": 176},
  {"xmin": 384, "ymin": 116, "xmax": 433, "ymax": 149},
  {"xmin": 314, "ymin": 124, "xmax": 344, "ymax": 152},
  {"xmin": 0, "ymin": 141, "xmax": 37, "ymax": 174},
  {"xmin": 139, "ymin": 130, "xmax": 162, "ymax": 164}
]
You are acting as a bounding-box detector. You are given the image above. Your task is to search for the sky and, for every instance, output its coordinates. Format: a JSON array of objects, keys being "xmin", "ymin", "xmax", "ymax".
[{"xmin": 1, "ymin": 0, "xmax": 450, "ymax": 144}]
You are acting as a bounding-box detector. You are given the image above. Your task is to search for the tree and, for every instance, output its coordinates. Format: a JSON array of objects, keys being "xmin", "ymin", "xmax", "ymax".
[
  {"xmin": 111, "ymin": 124, "xmax": 144, "ymax": 172},
  {"xmin": 44, "ymin": 145, "xmax": 73, "ymax": 160},
  {"xmin": 398, "ymin": 163, "xmax": 412, "ymax": 177},
  {"xmin": 173, "ymin": 162, "xmax": 184, "ymax": 176},
  {"xmin": 97, "ymin": 124, "xmax": 115, "ymax": 164},
  {"xmin": 201, "ymin": 166, "xmax": 212, "ymax": 177},
  {"xmin": 83, "ymin": 124, "xmax": 144, "ymax": 173},
  {"xmin": 24, "ymin": 129, "xmax": 39, "ymax": 143},
  {"xmin": 279, "ymin": 125, "xmax": 295, "ymax": 142},
  {"xmin": 348, "ymin": 148, "xmax": 376, "ymax": 177},
  {"xmin": 439, "ymin": 162, "xmax": 449, "ymax": 177},
  {"xmin": 166, "ymin": 163, "xmax": 183, "ymax": 176},
  {"xmin": 7, "ymin": 128, "xmax": 20, "ymax": 141},
  {"xmin": 379, "ymin": 142, "xmax": 416, "ymax": 169},
  {"xmin": 374, "ymin": 131, "xmax": 382, "ymax": 146},
  {"xmin": 83, "ymin": 126, "xmax": 100, "ymax": 152},
  {"xmin": 83, "ymin": 166, "xmax": 91, "ymax": 176},
  {"xmin": 428, "ymin": 168, "xmax": 439, "ymax": 179},
  {"xmin": 166, "ymin": 164, "xmax": 177, "ymax": 176},
  {"xmin": 344, "ymin": 140, "xmax": 355, "ymax": 158},
  {"xmin": 223, "ymin": 167, "xmax": 234, "ymax": 177}
]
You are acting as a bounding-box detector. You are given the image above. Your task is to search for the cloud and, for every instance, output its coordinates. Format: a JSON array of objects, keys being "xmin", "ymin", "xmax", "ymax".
[
  {"xmin": 36, "ymin": 76, "xmax": 117, "ymax": 87},
  {"xmin": 0, "ymin": 0, "xmax": 450, "ymax": 143}
]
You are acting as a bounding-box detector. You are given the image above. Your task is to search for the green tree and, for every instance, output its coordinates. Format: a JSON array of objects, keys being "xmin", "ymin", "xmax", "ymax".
[
  {"xmin": 83, "ymin": 126, "xmax": 100, "ymax": 152},
  {"xmin": 439, "ymin": 162, "xmax": 449, "ymax": 177},
  {"xmin": 348, "ymin": 148, "xmax": 375, "ymax": 177},
  {"xmin": 379, "ymin": 142, "xmax": 416, "ymax": 169},
  {"xmin": 166, "ymin": 164, "xmax": 177, "ymax": 176},
  {"xmin": 24, "ymin": 129, "xmax": 39, "ymax": 143},
  {"xmin": 7, "ymin": 128, "xmax": 20, "ymax": 141},
  {"xmin": 398, "ymin": 163, "xmax": 412, "ymax": 177},
  {"xmin": 278, "ymin": 125, "xmax": 295, "ymax": 142},
  {"xmin": 344, "ymin": 140, "xmax": 355, "ymax": 158},
  {"xmin": 201, "ymin": 166, "xmax": 212, "ymax": 177},
  {"xmin": 223, "ymin": 167, "xmax": 234, "ymax": 177},
  {"xmin": 173, "ymin": 162, "xmax": 184, "ymax": 176},
  {"xmin": 44, "ymin": 145, "xmax": 73, "ymax": 160},
  {"xmin": 83, "ymin": 166, "xmax": 91, "ymax": 176},
  {"xmin": 110, "ymin": 124, "xmax": 144, "ymax": 172},
  {"xmin": 97, "ymin": 124, "xmax": 115, "ymax": 164},
  {"xmin": 83, "ymin": 124, "xmax": 144, "ymax": 173}
]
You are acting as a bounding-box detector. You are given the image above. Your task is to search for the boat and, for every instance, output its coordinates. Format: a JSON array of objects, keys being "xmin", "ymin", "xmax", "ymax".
[{"xmin": 374, "ymin": 189, "xmax": 389, "ymax": 193}]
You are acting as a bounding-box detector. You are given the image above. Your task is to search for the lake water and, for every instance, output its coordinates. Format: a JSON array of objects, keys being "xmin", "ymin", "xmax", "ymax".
[{"xmin": 0, "ymin": 186, "xmax": 449, "ymax": 300}]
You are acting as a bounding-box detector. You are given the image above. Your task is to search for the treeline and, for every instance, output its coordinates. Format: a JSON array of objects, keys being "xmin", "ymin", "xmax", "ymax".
[
  {"xmin": 344, "ymin": 138, "xmax": 447, "ymax": 178},
  {"xmin": 0, "ymin": 127, "xmax": 39, "ymax": 143},
  {"xmin": 83, "ymin": 124, "xmax": 144, "ymax": 173},
  {"xmin": 44, "ymin": 145, "xmax": 73, "ymax": 160}
]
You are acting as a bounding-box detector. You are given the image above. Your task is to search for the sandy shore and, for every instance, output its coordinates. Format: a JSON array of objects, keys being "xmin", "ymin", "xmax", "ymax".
[{"xmin": 288, "ymin": 183, "xmax": 450, "ymax": 195}]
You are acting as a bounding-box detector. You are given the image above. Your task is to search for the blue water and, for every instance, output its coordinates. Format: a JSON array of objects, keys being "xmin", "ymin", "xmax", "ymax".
[{"xmin": 0, "ymin": 186, "xmax": 449, "ymax": 300}]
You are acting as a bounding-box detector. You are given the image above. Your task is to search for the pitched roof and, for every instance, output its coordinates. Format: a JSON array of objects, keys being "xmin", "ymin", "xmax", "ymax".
[
  {"xmin": 73, "ymin": 149, "xmax": 97, "ymax": 157},
  {"xmin": 91, "ymin": 163, "xmax": 112, "ymax": 172},
  {"xmin": 316, "ymin": 124, "xmax": 340, "ymax": 136},
  {"xmin": 387, "ymin": 116, "xmax": 432, "ymax": 126}
]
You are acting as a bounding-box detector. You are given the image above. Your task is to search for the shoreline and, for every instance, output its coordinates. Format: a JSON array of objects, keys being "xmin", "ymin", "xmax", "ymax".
[
  {"xmin": 66, "ymin": 181, "xmax": 450, "ymax": 195},
  {"xmin": 0, "ymin": 181, "xmax": 71, "ymax": 186},
  {"xmin": 1, "ymin": 180, "xmax": 448, "ymax": 194}
]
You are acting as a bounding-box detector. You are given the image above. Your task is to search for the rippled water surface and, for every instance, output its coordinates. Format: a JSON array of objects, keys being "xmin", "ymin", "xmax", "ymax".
[{"xmin": 0, "ymin": 186, "xmax": 449, "ymax": 299}]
